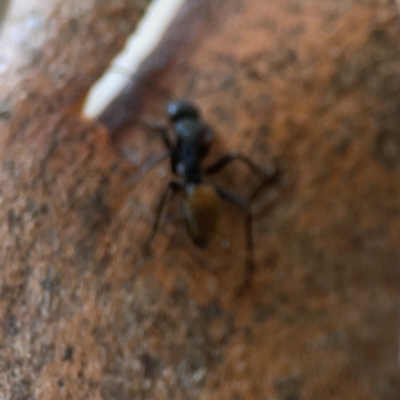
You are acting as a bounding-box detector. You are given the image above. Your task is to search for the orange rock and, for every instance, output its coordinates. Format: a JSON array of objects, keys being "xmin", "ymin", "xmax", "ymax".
[{"xmin": 0, "ymin": 0, "xmax": 399, "ymax": 399}]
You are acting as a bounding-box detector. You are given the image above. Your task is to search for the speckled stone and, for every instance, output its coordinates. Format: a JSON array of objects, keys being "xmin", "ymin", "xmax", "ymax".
[{"xmin": 0, "ymin": 0, "xmax": 399, "ymax": 399}]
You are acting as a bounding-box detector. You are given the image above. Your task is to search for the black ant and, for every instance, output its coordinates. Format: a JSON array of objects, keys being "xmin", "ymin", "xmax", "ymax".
[{"xmin": 134, "ymin": 100, "xmax": 281, "ymax": 294}]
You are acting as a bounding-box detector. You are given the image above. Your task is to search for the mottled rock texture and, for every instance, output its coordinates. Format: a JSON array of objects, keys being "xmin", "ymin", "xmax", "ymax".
[{"xmin": 0, "ymin": 0, "xmax": 399, "ymax": 399}]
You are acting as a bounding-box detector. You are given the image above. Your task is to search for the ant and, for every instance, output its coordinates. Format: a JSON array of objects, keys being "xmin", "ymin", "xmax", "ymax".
[{"xmin": 134, "ymin": 100, "xmax": 281, "ymax": 294}]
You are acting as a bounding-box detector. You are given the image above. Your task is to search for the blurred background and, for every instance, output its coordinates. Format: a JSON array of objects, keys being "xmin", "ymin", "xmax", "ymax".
[{"xmin": 0, "ymin": 1, "xmax": 399, "ymax": 399}]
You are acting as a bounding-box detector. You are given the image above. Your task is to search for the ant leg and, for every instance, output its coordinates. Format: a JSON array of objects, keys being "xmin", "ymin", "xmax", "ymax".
[
  {"xmin": 142, "ymin": 181, "xmax": 183, "ymax": 257},
  {"xmin": 146, "ymin": 122, "xmax": 175, "ymax": 151},
  {"xmin": 204, "ymin": 151, "xmax": 278, "ymax": 180},
  {"xmin": 215, "ymin": 187, "xmax": 254, "ymax": 295},
  {"xmin": 125, "ymin": 149, "xmax": 170, "ymax": 186},
  {"xmin": 206, "ymin": 151, "xmax": 282, "ymax": 214},
  {"xmin": 146, "ymin": 122, "xmax": 180, "ymax": 173},
  {"xmin": 124, "ymin": 124, "xmax": 177, "ymax": 182}
]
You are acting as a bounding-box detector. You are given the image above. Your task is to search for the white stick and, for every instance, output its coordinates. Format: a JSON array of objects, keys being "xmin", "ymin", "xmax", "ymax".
[{"xmin": 83, "ymin": 0, "xmax": 186, "ymax": 118}]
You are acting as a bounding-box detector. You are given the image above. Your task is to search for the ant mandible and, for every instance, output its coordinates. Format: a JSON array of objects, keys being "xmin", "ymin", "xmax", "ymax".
[{"xmin": 136, "ymin": 100, "xmax": 280, "ymax": 294}]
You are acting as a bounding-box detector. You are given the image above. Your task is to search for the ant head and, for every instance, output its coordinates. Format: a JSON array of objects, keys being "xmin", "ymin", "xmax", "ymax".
[
  {"xmin": 183, "ymin": 184, "xmax": 220, "ymax": 248},
  {"xmin": 167, "ymin": 100, "xmax": 200, "ymax": 123}
]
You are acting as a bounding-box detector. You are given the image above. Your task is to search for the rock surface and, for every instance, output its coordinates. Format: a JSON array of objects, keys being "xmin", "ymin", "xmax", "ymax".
[{"xmin": 0, "ymin": 0, "xmax": 399, "ymax": 399}]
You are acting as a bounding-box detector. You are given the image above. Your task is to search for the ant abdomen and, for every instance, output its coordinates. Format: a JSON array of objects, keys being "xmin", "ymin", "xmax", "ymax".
[{"xmin": 183, "ymin": 184, "xmax": 221, "ymax": 248}]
